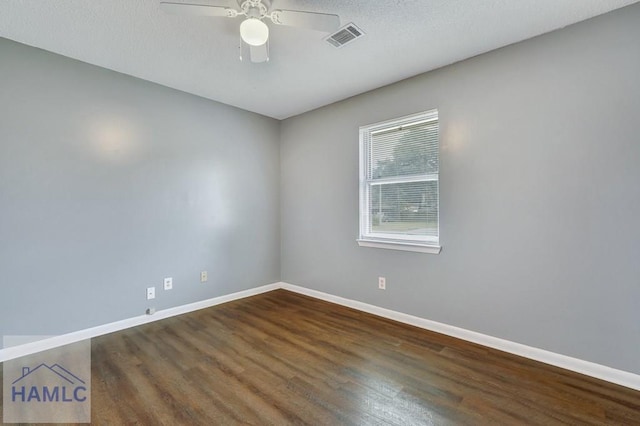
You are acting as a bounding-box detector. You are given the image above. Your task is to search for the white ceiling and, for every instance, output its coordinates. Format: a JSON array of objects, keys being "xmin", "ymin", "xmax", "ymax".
[{"xmin": 1, "ymin": 0, "xmax": 637, "ymax": 119}]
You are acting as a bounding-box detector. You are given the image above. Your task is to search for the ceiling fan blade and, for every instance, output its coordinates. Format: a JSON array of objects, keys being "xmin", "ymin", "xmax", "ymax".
[
  {"xmin": 250, "ymin": 43, "xmax": 269, "ymax": 63},
  {"xmin": 160, "ymin": 2, "xmax": 238, "ymax": 18},
  {"xmin": 270, "ymin": 10, "xmax": 339, "ymax": 33}
]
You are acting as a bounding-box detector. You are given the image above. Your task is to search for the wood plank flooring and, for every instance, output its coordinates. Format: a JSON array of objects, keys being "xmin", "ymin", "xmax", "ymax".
[{"xmin": 2, "ymin": 289, "xmax": 640, "ymax": 424}]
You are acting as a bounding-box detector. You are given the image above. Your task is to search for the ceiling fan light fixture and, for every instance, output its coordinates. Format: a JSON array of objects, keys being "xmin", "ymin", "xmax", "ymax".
[{"xmin": 240, "ymin": 17, "xmax": 269, "ymax": 46}]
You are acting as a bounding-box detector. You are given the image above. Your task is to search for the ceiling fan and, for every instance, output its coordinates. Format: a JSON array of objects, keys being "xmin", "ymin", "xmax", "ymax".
[{"xmin": 160, "ymin": 0, "xmax": 340, "ymax": 63}]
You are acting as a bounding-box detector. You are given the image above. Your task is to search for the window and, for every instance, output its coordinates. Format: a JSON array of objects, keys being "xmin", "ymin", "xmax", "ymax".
[{"xmin": 358, "ymin": 110, "xmax": 440, "ymax": 254}]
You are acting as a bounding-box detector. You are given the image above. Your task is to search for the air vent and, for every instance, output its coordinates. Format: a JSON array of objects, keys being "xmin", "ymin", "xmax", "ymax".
[{"xmin": 325, "ymin": 23, "xmax": 364, "ymax": 48}]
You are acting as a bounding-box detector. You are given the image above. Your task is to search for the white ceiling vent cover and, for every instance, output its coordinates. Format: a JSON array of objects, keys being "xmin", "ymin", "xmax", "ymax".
[{"xmin": 325, "ymin": 23, "xmax": 364, "ymax": 48}]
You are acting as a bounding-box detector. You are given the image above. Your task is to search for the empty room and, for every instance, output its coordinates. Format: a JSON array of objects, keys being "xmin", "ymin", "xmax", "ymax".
[{"xmin": 1, "ymin": 0, "xmax": 639, "ymax": 424}]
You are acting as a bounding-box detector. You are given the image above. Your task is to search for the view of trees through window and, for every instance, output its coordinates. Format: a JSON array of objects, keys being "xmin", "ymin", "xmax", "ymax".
[{"xmin": 368, "ymin": 124, "xmax": 438, "ymax": 237}]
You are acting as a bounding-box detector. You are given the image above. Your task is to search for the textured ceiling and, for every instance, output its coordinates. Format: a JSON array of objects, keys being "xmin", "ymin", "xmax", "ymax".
[{"xmin": 1, "ymin": 0, "xmax": 638, "ymax": 119}]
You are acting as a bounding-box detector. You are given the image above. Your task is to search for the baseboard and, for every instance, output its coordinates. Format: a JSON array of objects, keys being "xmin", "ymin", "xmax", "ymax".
[
  {"xmin": 280, "ymin": 282, "xmax": 640, "ymax": 392},
  {"xmin": 3, "ymin": 281, "xmax": 639, "ymax": 392},
  {"xmin": 0, "ymin": 282, "xmax": 281, "ymax": 363}
]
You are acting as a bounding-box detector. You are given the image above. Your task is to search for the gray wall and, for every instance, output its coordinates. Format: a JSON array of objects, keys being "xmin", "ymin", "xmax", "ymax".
[
  {"xmin": 281, "ymin": 4, "xmax": 640, "ymax": 374},
  {"xmin": 0, "ymin": 38, "xmax": 281, "ymax": 337}
]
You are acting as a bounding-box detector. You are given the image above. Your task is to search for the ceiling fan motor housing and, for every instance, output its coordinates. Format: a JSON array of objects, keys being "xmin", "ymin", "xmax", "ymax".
[{"xmin": 240, "ymin": 0, "xmax": 269, "ymax": 18}]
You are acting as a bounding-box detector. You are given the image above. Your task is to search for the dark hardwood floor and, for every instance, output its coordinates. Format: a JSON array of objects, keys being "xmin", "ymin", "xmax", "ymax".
[{"xmin": 2, "ymin": 289, "xmax": 640, "ymax": 425}]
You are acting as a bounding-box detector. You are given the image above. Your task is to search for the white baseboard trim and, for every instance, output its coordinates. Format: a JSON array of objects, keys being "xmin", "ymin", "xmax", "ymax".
[
  {"xmin": 280, "ymin": 282, "xmax": 640, "ymax": 392},
  {"xmin": 0, "ymin": 282, "xmax": 280, "ymax": 363},
  {"xmin": 3, "ymin": 281, "xmax": 639, "ymax": 392}
]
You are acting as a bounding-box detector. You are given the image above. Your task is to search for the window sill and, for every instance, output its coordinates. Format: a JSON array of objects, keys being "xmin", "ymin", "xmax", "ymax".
[{"xmin": 357, "ymin": 239, "xmax": 442, "ymax": 254}]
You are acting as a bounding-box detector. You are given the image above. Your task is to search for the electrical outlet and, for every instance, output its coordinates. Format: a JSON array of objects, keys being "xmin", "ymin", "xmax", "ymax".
[
  {"xmin": 164, "ymin": 277, "xmax": 173, "ymax": 290},
  {"xmin": 146, "ymin": 287, "xmax": 156, "ymax": 300},
  {"xmin": 378, "ymin": 277, "xmax": 386, "ymax": 290},
  {"xmin": 200, "ymin": 271, "xmax": 208, "ymax": 283}
]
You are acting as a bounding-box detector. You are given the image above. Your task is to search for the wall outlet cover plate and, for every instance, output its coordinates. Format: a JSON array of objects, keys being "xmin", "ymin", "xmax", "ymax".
[{"xmin": 164, "ymin": 277, "xmax": 173, "ymax": 290}]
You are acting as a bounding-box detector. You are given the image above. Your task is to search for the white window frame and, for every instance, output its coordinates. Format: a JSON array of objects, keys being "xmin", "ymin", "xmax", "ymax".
[{"xmin": 357, "ymin": 110, "xmax": 441, "ymax": 254}]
